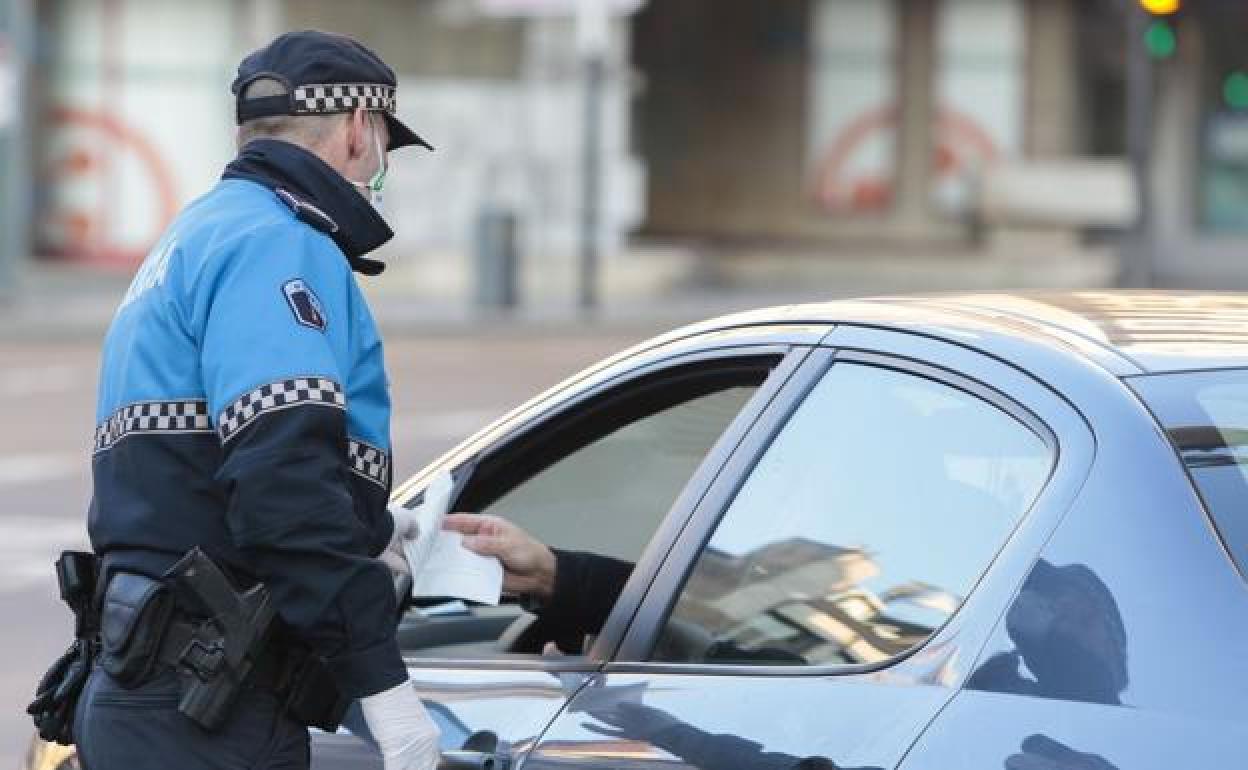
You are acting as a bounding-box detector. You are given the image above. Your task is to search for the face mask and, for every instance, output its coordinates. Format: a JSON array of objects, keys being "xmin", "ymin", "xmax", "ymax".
[{"xmin": 349, "ymin": 113, "xmax": 388, "ymax": 211}]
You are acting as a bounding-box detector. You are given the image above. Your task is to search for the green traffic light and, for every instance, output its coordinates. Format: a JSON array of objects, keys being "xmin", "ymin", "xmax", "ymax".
[
  {"xmin": 1145, "ymin": 19, "xmax": 1177, "ymax": 59},
  {"xmin": 1225, "ymin": 72, "xmax": 1248, "ymax": 110}
]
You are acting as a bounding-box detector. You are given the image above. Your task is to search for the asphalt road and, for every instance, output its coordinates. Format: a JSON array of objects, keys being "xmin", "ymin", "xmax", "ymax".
[{"xmin": 0, "ymin": 330, "xmax": 644, "ymax": 768}]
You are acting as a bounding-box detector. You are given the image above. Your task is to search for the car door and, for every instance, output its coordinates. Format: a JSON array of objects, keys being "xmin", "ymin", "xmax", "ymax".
[
  {"xmin": 524, "ymin": 329, "xmax": 1094, "ymax": 769},
  {"xmin": 310, "ymin": 329, "xmax": 820, "ymax": 770},
  {"xmin": 898, "ymin": 370, "xmax": 1248, "ymax": 769}
]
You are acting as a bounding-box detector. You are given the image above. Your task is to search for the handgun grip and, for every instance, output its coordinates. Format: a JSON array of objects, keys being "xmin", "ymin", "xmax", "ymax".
[
  {"xmin": 165, "ymin": 548, "xmax": 276, "ymax": 669},
  {"xmin": 167, "ymin": 548, "xmax": 242, "ymax": 619}
]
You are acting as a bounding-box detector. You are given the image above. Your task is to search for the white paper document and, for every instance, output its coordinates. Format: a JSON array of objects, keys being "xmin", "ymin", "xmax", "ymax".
[{"xmin": 399, "ymin": 470, "xmax": 503, "ymax": 605}]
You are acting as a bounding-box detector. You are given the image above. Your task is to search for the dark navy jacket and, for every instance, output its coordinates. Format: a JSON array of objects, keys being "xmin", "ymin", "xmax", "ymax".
[{"xmin": 89, "ymin": 145, "xmax": 405, "ymax": 699}]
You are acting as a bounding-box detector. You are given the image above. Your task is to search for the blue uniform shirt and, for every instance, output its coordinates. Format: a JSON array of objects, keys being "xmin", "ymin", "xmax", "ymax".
[{"xmin": 89, "ymin": 176, "xmax": 406, "ymax": 698}]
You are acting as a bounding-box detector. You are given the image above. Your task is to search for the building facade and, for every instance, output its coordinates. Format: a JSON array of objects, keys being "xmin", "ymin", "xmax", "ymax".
[
  {"xmin": 1146, "ymin": 1, "xmax": 1248, "ymax": 286},
  {"xmin": 29, "ymin": 0, "xmax": 1242, "ymax": 300}
]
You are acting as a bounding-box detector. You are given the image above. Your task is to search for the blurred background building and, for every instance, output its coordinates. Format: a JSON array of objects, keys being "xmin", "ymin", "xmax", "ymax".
[{"xmin": 1, "ymin": 0, "xmax": 1247, "ymax": 314}]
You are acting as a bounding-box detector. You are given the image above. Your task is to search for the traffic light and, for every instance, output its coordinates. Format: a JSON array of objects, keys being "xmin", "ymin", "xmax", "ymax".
[
  {"xmin": 1144, "ymin": 19, "xmax": 1177, "ymax": 59},
  {"xmin": 1139, "ymin": 0, "xmax": 1181, "ymax": 60},
  {"xmin": 1139, "ymin": 0, "xmax": 1180, "ymax": 14},
  {"xmin": 1224, "ymin": 72, "xmax": 1248, "ymax": 111}
]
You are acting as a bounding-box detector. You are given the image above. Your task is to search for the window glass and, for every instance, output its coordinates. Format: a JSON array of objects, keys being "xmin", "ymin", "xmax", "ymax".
[
  {"xmin": 397, "ymin": 364, "xmax": 773, "ymax": 660},
  {"xmin": 482, "ymin": 385, "xmax": 758, "ymax": 563},
  {"xmin": 1130, "ymin": 369, "xmax": 1248, "ymax": 572},
  {"xmin": 653, "ymin": 363, "xmax": 1053, "ymax": 666}
]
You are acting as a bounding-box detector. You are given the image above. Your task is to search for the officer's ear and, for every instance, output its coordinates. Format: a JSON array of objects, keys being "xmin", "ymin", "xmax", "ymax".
[{"xmin": 346, "ymin": 108, "xmax": 370, "ymax": 161}]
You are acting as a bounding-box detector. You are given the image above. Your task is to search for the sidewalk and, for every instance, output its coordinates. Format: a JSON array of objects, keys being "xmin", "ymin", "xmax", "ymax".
[{"xmin": 0, "ymin": 246, "xmax": 1119, "ymax": 344}]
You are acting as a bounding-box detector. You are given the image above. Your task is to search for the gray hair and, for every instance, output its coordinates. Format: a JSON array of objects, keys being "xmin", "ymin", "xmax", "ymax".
[{"xmin": 236, "ymin": 77, "xmax": 347, "ymax": 150}]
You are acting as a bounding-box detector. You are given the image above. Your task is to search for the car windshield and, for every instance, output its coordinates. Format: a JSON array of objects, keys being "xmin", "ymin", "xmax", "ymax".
[{"xmin": 1132, "ymin": 368, "xmax": 1248, "ymax": 573}]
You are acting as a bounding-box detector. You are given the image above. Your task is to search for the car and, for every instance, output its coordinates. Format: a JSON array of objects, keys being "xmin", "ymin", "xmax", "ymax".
[{"xmin": 26, "ymin": 290, "xmax": 1248, "ymax": 770}]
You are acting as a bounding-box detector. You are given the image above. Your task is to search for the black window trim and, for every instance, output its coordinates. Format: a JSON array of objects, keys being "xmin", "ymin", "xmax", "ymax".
[
  {"xmin": 393, "ymin": 325, "xmax": 829, "ymax": 502},
  {"xmin": 609, "ymin": 347, "xmax": 1062, "ymax": 676},
  {"xmin": 609, "ymin": 347, "xmax": 837, "ymax": 669},
  {"xmin": 400, "ymin": 343, "xmax": 815, "ymax": 672},
  {"xmin": 1124, "ymin": 370, "xmax": 1248, "ymax": 585},
  {"xmin": 457, "ymin": 356, "xmax": 783, "ymax": 514},
  {"xmin": 587, "ymin": 345, "xmax": 814, "ymax": 662}
]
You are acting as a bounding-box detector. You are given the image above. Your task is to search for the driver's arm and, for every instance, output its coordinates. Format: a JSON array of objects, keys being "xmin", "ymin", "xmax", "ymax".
[
  {"xmin": 542, "ymin": 548, "xmax": 633, "ymax": 648},
  {"xmin": 443, "ymin": 514, "xmax": 633, "ymax": 646}
]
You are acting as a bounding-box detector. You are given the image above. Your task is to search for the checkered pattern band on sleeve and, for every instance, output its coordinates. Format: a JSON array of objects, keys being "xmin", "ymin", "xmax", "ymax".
[
  {"xmin": 347, "ymin": 439, "xmax": 390, "ymax": 488},
  {"xmin": 291, "ymin": 83, "xmax": 396, "ymax": 115},
  {"xmin": 94, "ymin": 399, "xmax": 212, "ymax": 454},
  {"xmin": 217, "ymin": 377, "xmax": 346, "ymax": 443}
]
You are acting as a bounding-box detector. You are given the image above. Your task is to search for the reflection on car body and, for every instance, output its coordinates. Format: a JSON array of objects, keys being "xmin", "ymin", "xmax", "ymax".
[
  {"xmin": 967, "ymin": 559, "xmax": 1127, "ymax": 707},
  {"xmin": 25, "ymin": 291, "xmax": 1248, "ymax": 770}
]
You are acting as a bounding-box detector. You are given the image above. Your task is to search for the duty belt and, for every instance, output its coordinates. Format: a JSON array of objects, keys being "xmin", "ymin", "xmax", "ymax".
[{"xmin": 97, "ymin": 549, "xmax": 347, "ymax": 732}]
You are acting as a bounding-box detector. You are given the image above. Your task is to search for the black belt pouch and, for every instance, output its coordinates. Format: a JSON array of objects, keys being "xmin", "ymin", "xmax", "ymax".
[
  {"xmin": 98, "ymin": 573, "xmax": 175, "ymax": 687},
  {"xmin": 285, "ymin": 656, "xmax": 349, "ymax": 731}
]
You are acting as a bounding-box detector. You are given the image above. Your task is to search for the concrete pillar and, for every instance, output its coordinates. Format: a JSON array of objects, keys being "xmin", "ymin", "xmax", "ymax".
[
  {"xmin": 893, "ymin": 0, "xmax": 937, "ymax": 230},
  {"xmin": 0, "ymin": 0, "xmax": 33, "ymax": 301},
  {"xmin": 237, "ymin": 0, "xmax": 285, "ymax": 51},
  {"xmin": 1023, "ymin": 0, "xmax": 1077, "ymax": 158},
  {"xmin": 1151, "ymin": 14, "xmax": 1202, "ymax": 253}
]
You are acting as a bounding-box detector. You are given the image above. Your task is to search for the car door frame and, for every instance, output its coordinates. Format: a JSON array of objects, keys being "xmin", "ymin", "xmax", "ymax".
[
  {"xmin": 608, "ymin": 323, "xmax": 1097, "ymax": 691},
  {"xmin": 393, "ymin": 324, "xmax": 830, "ymax": 502},
  {"xmin": 395, "ymin": 324, "xmax": 830, "ymax": 673}
]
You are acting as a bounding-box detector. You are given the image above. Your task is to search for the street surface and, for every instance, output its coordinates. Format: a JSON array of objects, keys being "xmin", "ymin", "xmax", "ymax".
[{"xmin": 0, "ymin": 329, "xmax": 645, "ymax": 767}]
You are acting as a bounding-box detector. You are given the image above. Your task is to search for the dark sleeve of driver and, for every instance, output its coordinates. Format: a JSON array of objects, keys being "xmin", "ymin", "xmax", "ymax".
[
  {"xmin": 197, "ymin": 226, "xmax": 404, "ymax": 700},
  {"xmin": 537, "ymin": 549, "xmax": 634, "ymax": 642}
]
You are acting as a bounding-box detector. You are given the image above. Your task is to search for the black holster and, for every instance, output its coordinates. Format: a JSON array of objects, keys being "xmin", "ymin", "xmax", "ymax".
[
  {"xmin": 90, "ymin": 549, "xmax": 348, "ymax": 733},
  {"xmin": 27, "ymin": 551, "xmax": 101, "ymax": 745}
]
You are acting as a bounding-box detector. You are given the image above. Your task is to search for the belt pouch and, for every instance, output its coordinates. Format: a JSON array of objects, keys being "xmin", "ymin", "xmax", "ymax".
[
  {"xmin": 284, "ymin": 656, "xmax": 349, "ymax": 731},
  {"xmin": 98, "ymin": 572, "xmax": 175, "ymax": 687}
]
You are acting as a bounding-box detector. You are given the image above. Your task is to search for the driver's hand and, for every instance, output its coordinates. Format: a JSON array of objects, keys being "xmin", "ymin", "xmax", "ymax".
[{"xmin": 443, "ymin": 513, "xmax": 557, "ymax": 601}]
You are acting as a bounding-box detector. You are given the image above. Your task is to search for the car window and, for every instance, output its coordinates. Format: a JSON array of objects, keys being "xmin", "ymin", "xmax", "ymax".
[
  {"xmin": 1130, "ymin": 368, "xmax": 1248, "ymax": 573},
  {"xmin": 399, "ymin": 356, "xmax": 781, "ymax": 659},
  {"xmin": 651, "ymin": 362, "xmax": 1054, "ymax": 667},
  {"xmin": 479, "ymin": 385, "xmax": 758, "ymax": 562}
]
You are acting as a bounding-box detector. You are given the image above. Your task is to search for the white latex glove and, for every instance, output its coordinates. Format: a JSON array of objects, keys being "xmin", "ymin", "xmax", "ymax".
[
  {"xmin": 360, "ymin": 679, "xmax": 441, "ymax": 770},
  {"xmin": 380, "ymin": 473, "xmax": 454, "ymax": 600},
  {"xmin": 380, "ymin": 504, "xmax": 421, "ymax": 586}
]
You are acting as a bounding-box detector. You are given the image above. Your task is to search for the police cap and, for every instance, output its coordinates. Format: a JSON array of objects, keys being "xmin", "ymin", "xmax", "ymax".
[{"xmin": 232, "ymin": 30, "xmax": 432, "ymax": 152}]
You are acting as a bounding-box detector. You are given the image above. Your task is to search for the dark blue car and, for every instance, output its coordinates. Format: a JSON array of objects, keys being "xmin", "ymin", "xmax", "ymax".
[{"xmin": 27, "ymin": 291, "xmax": 1248, "ymax": 770}]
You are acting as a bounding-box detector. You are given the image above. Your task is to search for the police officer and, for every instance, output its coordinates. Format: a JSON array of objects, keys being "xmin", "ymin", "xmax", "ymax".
[{"xmin": 73, "ymin": 31, "xmax": 440, "ymax": 770}]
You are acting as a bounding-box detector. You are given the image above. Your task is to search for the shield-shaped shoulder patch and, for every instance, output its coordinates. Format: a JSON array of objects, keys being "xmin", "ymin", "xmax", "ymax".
[{"xmin": 282, "ymin": 278, "xmax": 327, "ymax": 331}]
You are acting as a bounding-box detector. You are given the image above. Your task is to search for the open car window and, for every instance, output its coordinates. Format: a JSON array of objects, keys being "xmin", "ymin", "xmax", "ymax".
[
  {"xmin": 474, "ymin": 385, "xmax": 756, "ymax": 562},
  {"xmin": 397, "ymin": 353, "xmax": 784, "ymax": 660}
]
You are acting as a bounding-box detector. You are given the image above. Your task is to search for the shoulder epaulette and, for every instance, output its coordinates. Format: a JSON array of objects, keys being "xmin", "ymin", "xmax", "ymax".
[{"xmin": 275, "ymin": 188, "xmax": 340, "ymax": 236}]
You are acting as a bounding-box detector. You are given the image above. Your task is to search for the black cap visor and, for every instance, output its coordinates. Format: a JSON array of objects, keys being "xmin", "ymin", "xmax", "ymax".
[
  {"xmin": 381, "ymin": 111, "xmax": 433, "ymax": 152},
  {"xmin": 238, "ymin": 96, "xmax": 432, "ymax": 153}
]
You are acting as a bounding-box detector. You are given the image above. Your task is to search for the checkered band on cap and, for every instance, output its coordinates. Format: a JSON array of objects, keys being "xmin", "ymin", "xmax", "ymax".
[
  {"xmin": 292, "ymin": 83, "xmax": 397, "ymax": 115},
  {"xmin": 218, "ymin": 377, "xmax": 346, "ymax": 443},
  {"xmin": 348, "ymin": 439, "xmax": 390, "ymax": 489},
  {"xmin": 94, "ymin": 400, "xmax": 212, "ymax": 454}
]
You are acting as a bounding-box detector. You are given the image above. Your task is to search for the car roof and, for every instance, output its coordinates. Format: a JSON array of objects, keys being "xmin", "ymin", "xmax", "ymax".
[{"xmin": 677, "ymin": 290, "xmax": 1248, "ymax": 376}]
